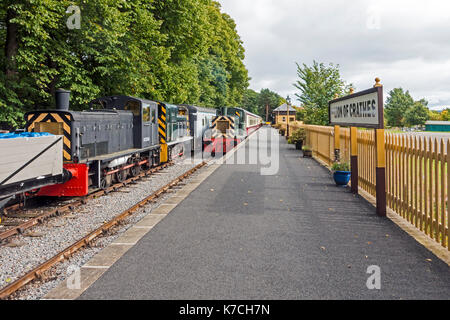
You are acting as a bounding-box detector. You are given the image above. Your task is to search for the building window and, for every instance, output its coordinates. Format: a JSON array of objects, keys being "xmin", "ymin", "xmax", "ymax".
[
  {"xmin": 290, "ymin": 117, "xmax": 295, "ymax": 121},
  {"xmin": 282, "ymin": 117, "xmax": 286, "ymax": 121}
]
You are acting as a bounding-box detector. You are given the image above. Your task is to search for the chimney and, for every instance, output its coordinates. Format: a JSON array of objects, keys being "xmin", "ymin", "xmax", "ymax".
[{"xmin": 55, "ymin": 89, "xmax": 70, "ymax": 111}]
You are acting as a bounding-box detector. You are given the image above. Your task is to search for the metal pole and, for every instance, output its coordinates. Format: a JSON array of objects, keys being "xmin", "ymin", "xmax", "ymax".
[{"xmin": 286, "ymin": 96, "xmax": 291, "ymax": 138}]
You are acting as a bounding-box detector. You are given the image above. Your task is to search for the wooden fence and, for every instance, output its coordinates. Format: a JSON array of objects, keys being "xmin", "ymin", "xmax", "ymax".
[{"xmin": 302, "ymin": 125, "xmax": 449, "ymax": 250}]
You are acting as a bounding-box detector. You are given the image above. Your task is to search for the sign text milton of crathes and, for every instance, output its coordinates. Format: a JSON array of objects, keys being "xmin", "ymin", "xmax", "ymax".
[{"xmin": 328, "ymin": 86, "xmax": 383, "ymax": 128}]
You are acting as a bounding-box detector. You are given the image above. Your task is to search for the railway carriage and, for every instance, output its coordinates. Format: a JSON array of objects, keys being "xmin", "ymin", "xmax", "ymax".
[{"xmin": 179, "ymin": 104, "xmax": 217, "ymax": 154}]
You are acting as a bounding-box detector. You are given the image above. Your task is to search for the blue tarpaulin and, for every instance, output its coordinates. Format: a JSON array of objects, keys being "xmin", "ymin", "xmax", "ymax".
[{"xmin": 0, "ymin": 132, "xmax": 53, "ymax": 139}]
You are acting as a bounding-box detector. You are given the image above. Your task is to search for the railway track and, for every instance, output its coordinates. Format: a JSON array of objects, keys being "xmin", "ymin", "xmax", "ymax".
[
  {"xmin": 0, "ymin": 161, "xmax": 206, "ymax": 299},
  {"xmin": 0, "ymin": 162, "xmax": 173, "ymax": 243}
]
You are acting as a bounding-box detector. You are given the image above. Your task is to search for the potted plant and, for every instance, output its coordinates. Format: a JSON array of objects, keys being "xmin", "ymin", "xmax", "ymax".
[
  {"xmin": 302, "ymin": 145, "xmax": 312, "ymax": 158},
  {"xmin": 288, "ymin": 128, "xmax": 306, "ymax": 150},
  {"xmin": 331, "ymin": 162, "xmax": 351, "ymax": 186}
]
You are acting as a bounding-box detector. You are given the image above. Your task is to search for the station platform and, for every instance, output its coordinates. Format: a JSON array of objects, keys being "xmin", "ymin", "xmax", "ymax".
[{"xmin": 54, "ymin": 127, "xmax": 449, "ymax": 299}]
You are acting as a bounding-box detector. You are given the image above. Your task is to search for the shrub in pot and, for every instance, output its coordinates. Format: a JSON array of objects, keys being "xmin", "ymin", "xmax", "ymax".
[
  {"xmin": 302, "ymin": 145, "xmax": 312, "ymax": 157},
  {"xmin": 289, "ymin": 128, "xmax": 306, "ymax": 150},
  {"xmin": 331, "ymin": 162, "xmax": 351, "ymax": 186}
]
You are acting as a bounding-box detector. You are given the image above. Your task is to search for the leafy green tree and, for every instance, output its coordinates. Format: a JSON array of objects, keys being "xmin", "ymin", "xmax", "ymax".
[
  {"xmin": 0, "ymin": 0, "xmax": 250, "ymax": 129},
  {"xmin": 440, "ymin": 109, "xmax": 450, "ymax": 121},
  {"xmin": 242, "ymin": 89, "xmax": 259, "ymax": 115},
  {"xmin": 296, "ymin": 108, "xmax": 306, "ymax": 121},
  {"xmin": 258, "ymin": 88, "xmax": 283, "ymax": 121},
  {"xmin": 384, "ymin": 88, "xmax": 414, "ymax": 127},
  {"xmin": 293, "ymin": 61, "xmax": 351, "ymax": 126},
  {"xmin": 429, "ymin": 110, "xmax": 441, "ymax": 121},
  {"xmin": 404, "ymin": 100, "xmax": 429, "ymax": 126}
]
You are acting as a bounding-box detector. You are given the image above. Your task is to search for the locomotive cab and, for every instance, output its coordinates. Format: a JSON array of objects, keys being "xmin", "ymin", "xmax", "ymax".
[{"xmin": 90, "ymin": 96, "xmax": 159, "ymax": 149}]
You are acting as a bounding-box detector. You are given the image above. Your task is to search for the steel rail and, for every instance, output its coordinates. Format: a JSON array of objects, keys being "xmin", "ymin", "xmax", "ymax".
[
  {"xmin": 0, "ymin": 161, "xmax": 206, "ymax": 299},
  {"xmin": 0, "ymin": 162, "xmax": 173, "ymax": 242}
]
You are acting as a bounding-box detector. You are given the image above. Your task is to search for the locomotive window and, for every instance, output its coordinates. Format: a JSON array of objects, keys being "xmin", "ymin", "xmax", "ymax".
[
  {"xmin": 151, "ymin": 109, "xmax": 156, "ymax": 123},
  {"xmin": 143, "ymin": 105, "xmax": 150, "ymax": 122},
  {"xmin": 124, "ymin": 100, "xmax": 141, "ymax": 117}
]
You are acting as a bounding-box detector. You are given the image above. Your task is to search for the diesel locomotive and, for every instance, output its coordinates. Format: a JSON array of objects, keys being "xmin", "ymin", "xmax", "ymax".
[
  {"xmin": 204, "ymin": 106, "xmax": 262, "ymax": 155},
  {"xmin": 20, "ymin": 91, "xmax": 194, "ymax": 197}
]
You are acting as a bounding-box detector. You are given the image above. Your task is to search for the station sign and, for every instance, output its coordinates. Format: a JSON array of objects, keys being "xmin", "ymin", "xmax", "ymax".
[{"xmin": 328, "ymin": 86, "xmax": 383, "ymax": 128}]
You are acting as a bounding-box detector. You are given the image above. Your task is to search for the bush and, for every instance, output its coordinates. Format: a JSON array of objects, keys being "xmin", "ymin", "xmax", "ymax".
[
  {"xmin": 302, "ymin": 145, "xmax": 311, "ymax": 151},
  {"xmin": 331, "ymin": 162, "xmax": 350, "ymax": 171},
  {"xmin": 290, "ymin": 128, "xmax": 306, "ymax": 143}
]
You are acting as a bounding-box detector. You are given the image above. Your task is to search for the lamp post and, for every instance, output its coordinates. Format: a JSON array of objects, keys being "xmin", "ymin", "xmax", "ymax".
[{"xmin": 286, "ymin": 95, "xmax": 291, "ymax": 138}]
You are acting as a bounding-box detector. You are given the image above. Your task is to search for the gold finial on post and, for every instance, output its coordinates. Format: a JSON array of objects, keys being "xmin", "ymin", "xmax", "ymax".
[
  {"xmin": 374, "ymin": 77, "xmax": 382, "ymax": 87},
  {"xmin": 334, "ymin": 93, "xmax": 339, "ymax": 99},
  {"xmin": 349, "ymin": 87, "xmax": 354, "ymax": 95}
]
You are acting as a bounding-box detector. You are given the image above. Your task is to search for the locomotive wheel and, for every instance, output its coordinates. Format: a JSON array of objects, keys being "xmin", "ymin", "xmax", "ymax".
[
  {"xmin": 116, "ymin": 170, "xmax": 126, "ymax": 183},
  {"xmin": 100, "ymin": 178, "xmax": 108, "ymax": 189},
  {"xmin": 130, "ymin": 165, "xmax": 140, "ymax": 177}
]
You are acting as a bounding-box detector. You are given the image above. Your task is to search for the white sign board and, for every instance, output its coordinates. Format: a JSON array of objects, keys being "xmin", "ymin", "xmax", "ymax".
[{"xmin": 329, "ymin": 87, "xmax": 383, "ymax": 128}]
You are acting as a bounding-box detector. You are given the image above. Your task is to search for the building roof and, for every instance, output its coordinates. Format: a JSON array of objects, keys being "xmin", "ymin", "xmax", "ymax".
[
  {"xmin": 425, "ymin": 121, "xmax": 450, "ymax": 125},
  {"xmin": 273, "ymin": 103, "xmax": 296, "ymax": 112}
]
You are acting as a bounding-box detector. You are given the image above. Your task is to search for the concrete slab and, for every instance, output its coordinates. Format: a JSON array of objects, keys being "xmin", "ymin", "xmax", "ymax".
[
  {"xmin": 151, "ymin": 203, "xmax": 178, "ymax": 215},
  {"xmin": 45, "ymin": 268, "xmax": 106, "ymax": 300},
  {"xmin": 83, "ymin": 244, "xmax": 133, "ymax": 268},
  {"xmin": 111, "ymin": 227, "xmax": 151, "ymax": 245},
  {"xmin": 164, "ymin": 196, "xmax": 188, "ymax": 205},
  {"xmin": 134, "ymin": 214, "xmax": 166, "ymax": 228}
]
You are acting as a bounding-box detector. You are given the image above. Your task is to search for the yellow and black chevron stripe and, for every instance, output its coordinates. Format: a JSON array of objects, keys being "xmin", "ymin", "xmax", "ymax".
[
  {"xmin": 157, "ymin": 103, "xmax": 167, "ymax": 144},
  {"xmin": 157, "ymin": 102, "xmax": 168, "ymax": 163},
  {"xmin": 25, "ymin": 112, "xmax": 73, "ymax": 162},
  {"xmin": 211, "ymin": 116, "xmax": 235, "ymax": 139}
]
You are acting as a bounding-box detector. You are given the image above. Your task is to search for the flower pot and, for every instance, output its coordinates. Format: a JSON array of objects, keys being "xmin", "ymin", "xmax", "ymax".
[
  {"xmin": 333, "ymin": 170, "xmax": 351, "ymax": 186},
  {"xmin": 302, "ymin": 150, "xmax": 312, "ymax": 158},
  {"xmin": 295, "ymin": 141, "xmax": 303, "ymax": 150}
]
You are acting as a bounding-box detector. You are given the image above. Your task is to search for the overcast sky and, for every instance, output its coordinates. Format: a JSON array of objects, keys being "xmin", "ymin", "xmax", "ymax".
[{"xmin": 219, "ymin": 0, "xmax": 450, "ymax": 110}]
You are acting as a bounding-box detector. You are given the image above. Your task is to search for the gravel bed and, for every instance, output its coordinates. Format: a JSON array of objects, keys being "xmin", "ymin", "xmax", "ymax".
[{"xmin": 0, "ymin": 157, "xmax": 212, "ymax": 300}]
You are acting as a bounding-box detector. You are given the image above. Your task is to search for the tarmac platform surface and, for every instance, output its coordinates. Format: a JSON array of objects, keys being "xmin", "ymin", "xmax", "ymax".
[{"xmin": 79, "ymin": 127, "xmax": 450, "ymax": 299}]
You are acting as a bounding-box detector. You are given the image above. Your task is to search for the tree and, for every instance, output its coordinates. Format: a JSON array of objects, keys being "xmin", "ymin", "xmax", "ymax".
[
  {"xmin": 241, "ymin": 89, "xmax": 259, "ymax": 115},
  {"xmin": 293, "ymin": 61, "xmax": 351, "ymax": 126},
  {"xmin": 0, "ymin": 0, "xmax": 250, "ymax": 129},
  {"xmin": 384, "ymin": 88, "xmax": 414, "ymax": 127},
  {"xmin": 440, "ymin": 109, "xmax": 450, "ymax": 121},
  {"xmin": 404, "ymin": 100, "xmax": 429, "ymax": 126},
  {"xmin": 296, "ymin": 108, "xmax": 306, "ymax": 121},
  {"xmin": 429, "ymin": 110, "xmax": 441, "ymax": 121},
  {"xmin": 257, "ymin": 88, "xmax": 283, "ymax": 121}
]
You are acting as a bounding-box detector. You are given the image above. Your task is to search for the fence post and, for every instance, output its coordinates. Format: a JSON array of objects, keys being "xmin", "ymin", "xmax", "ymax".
[
  {"xmin": 374, "ymin": 78, "xmax": 386, "ymax": 217},
  {"xmin": 375, "ymin": 128, "xmax": 386, "ymax": 216},
  {"xmin": 350, "ymin": 126, "xmax": 358, "ymax": 194},
  {"xmin": 334, "ymin": 125, "xmax": 340, "ymax": 162}
]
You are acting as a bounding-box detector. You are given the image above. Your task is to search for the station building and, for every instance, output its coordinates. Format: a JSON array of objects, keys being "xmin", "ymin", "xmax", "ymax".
[{"xmin": 273, "ymin": 104, "xmax": 297, "ymax": 125}]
